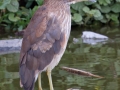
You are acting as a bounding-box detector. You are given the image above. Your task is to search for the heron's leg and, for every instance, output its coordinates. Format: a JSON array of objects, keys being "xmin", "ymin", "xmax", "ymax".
[
  {"xmin": 38, "ymin": 74, "xmax": 43, "ymax": 90},
  {"xmin": 47, "ymin": 69, "xmax": 54, "ymax": 90}
]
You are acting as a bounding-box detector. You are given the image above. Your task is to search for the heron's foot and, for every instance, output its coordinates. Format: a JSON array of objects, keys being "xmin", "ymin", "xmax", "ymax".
[
  {"xmin": 39, "ymin": 87, "xmax": 43, "ymax": 90},
  {"xmin": 47, "ymin": 69, "xmax": 54, "ymax": 90},
  {"xmin": 38, "ymin": 74, "xmax": 43, "ymax": 90}
]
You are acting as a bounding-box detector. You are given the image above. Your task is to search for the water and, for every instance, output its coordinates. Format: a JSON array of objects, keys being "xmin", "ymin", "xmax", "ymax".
[{"xmin": 0, "ymin": 27, "xmax": 120, "ymax": 90}]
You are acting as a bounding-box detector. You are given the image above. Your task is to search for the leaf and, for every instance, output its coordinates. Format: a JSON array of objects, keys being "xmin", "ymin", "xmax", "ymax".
[
  {"xmin": 111, "ymin": 3, "xmax": 120, "ymax": 13},
  {"xmin": 98, "ymin": 0, "xmax": 105, "ymax": 5},
  {"xmin": 6, "ymin": 0, "xmax": 19, "ymax": 12},
  {"xmin": 110, "ymin": 14, "xmax": 119, "ymax": 23},
  {"xmin": 35, "ymin": 0, "xmax": 43, "ymax": 5},
  {"xmin": 84, "ymin": 1, "xmax": 95, "ymax": 5},
  {"xmin": 25, "ymin": 0, "xmax": 34, "ymax": 8},
  {"xmin": 18, "ymin": 25, "xmax": 23, "ymax": 31},
  {"xmin": 105, "ymin": 0, "xmax": 111, "ymax": 4},
  {"xmin": 89, "ymin": 9, "xmax": 101, "ymax": 18},
  {"xmin": 100, "ymin": 17, "xmax": 108, "ymax": 23},
  {"xmin": 8, "ymin": 13, "xmax": 20, "ymax": 22},
  {"xmin": 72, "ymin": 13, "xmax": 82, "ymax": 22},
  {"xmin": 83, "ymin": 6, "xmax": 90, "ymax": 13},
  {"xmin": 95, "ymin": 15, "xmax": 103, "ymax": 20},
  {"xmin": 105, "ymin": 14, "xmax": 110, "ymax": 20},
  {"xmin": 100, "ymin": 6, "xmax": 111, "ymax": 13},
  {"xmin": 98, "ymin": 0, "xmax": 108, "ymax": 6},
  {"xmin": 0, "ymin": 0, "xmax": 11, "ymax": 9},
  {"xmin": 95, "ymin": 4, "xmax": 101, "ymax": 10},
  {"xmin": 116, "ymin": 0, "xmax": 120, "ymax": 2},
  {"xmin": 71, "ymin": 2, "xmax": 85, "ymax": 15}
]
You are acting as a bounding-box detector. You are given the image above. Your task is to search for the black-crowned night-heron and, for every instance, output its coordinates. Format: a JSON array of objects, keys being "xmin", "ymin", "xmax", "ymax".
[{"xmin": 19, "ymin": 0, "xmax": 96, "ymax": 90}]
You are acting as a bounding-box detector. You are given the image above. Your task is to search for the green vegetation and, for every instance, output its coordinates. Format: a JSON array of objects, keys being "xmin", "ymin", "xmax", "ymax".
[
  {"xmin": 0, "ymin": 0, "xmax": 120, "ymax": 32},
  {"xmin": 71, "ymin": 0, "xmax": 120, "ymax": 27},
  {"xmin": 0, "ymin": 0, "xmax": 43, "ymax": 32}
]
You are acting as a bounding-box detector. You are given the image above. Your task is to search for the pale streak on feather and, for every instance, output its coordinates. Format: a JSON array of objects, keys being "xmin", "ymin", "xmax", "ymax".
[{"xmin": 45, "ymin": 10, "xmax": 71, "ymax": 71}]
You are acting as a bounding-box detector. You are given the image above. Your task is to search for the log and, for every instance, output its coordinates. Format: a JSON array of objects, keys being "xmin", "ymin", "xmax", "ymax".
[{"xmin": 61, "ymin": 67, "xmax": 104, "ymax": 78}]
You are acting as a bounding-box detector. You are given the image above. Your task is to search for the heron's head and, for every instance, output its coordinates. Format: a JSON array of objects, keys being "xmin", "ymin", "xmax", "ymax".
[
  {"xmin": 43, "ymin": 0, "xmax": 96, "ymax": 5},
  {"xmin": 65, "ymin": 0, "xmax": 96, "ymax": 4},
  {"xmin": 44, "ymin": 0, "xmax": 96, "ymax": 3}
]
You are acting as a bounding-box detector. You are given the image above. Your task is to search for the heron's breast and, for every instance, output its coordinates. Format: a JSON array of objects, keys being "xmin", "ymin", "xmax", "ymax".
[
  {"xmin": 42, "ymin": 11, "xmax": 71, "ymax": 71},
  {"xmin": 46, "ymin": 17, "xmax": 71, "ymax": 71}
]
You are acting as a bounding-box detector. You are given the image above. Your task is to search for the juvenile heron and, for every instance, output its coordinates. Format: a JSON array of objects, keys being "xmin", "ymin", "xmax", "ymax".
[{"xmin": 19, "ymin": 0, "xmax": 96, "ymax": 90}]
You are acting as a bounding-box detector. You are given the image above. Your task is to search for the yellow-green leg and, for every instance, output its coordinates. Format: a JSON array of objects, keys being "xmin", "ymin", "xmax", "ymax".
[
  {"xmin": 47, "ymin": 69, "xmax": 54, "ymax": 90},
  {"xmin": 38, "ymin": 74, "xmax": 43, "ymax": 90}
]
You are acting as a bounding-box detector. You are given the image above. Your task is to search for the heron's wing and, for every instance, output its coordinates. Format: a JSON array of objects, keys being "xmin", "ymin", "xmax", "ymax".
[{"xmin": 19, "ymin": 5, "xmax": 66, "ymax": 89}]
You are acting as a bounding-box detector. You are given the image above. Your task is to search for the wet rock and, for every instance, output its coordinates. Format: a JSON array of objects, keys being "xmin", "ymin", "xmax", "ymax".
[{"xmin": 0, "ymin": 39, "xmax": 22, "ymax": 55}]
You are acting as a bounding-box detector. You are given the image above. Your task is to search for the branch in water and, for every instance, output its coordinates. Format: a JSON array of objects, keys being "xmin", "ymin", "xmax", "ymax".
[{"xmin": 61, "ymin": 67, "xmax": 104, "ymax": 78}]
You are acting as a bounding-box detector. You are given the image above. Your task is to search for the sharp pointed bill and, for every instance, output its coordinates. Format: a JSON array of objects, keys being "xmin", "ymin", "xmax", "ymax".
[{"xmin": 89, "ymin": 0, "xmax": 97, "ymax": 3}]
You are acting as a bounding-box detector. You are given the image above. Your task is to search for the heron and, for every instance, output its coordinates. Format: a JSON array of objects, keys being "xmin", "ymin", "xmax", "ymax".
[{"xmin": 19, "ymin": 0, "xmax": 96, "ymax": 90}]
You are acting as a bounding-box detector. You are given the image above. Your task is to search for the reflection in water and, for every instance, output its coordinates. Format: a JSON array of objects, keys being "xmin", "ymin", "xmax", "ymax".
[
  {"xmin": 0, "ymin": 29, "xmax": 120, "ymax": 90},
  {"xmin": 0, "ymin": 53, "xmax": 20, "ymax": 90}
]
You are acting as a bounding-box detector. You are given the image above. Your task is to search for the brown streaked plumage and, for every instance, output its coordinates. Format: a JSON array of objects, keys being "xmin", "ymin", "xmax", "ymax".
[{"xmin": 19, "ymin": 0, "xmax": 96, "ymax": 90}]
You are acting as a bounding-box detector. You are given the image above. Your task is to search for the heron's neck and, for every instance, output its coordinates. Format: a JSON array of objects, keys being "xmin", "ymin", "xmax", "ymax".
[{"xmin": 44, "ymin": 0, "xmax": 70, "ymax": 11}]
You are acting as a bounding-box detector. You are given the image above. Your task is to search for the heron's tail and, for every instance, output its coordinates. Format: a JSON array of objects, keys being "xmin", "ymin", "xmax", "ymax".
[{"xmin": 19, "ymin": 64, "xmax": 35, "ymax": 90}]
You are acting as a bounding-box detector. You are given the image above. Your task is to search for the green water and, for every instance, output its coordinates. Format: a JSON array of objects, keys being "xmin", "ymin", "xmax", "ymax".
[{"xmin": 0, "ymin": 27, "xmax": 120, "ymax": 90}]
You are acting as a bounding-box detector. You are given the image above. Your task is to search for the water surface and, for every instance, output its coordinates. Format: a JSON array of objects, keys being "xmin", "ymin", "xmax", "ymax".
[{"xmin": 0, "ymin": 27, "xmax": 120, "ymax": 90}]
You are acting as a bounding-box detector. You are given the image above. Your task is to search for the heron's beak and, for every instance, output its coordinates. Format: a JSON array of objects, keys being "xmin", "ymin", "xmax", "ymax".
[
  {"xmin": 89, "ymin": 0, "xmax": 97, "ymax": 3},
  {"xmin": 75, "ymin": 0, "xmax": 97, "ymax": 3}
]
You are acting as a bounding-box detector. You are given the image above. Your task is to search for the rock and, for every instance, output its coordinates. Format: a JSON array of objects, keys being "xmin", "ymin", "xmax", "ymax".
[
  {"xmin": 81, "ymin": 31, "xmax": 108, "ymax": 39},
  {"xmin": 0, "ymin": 39, "xmax": 22, "ymax": 55}
]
